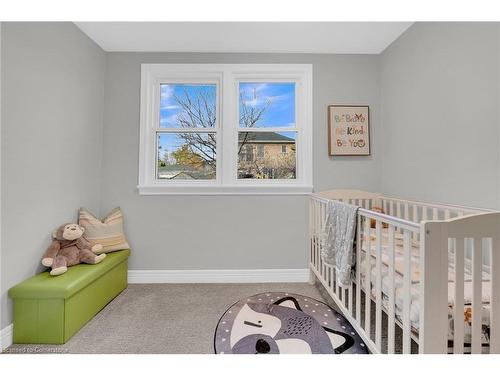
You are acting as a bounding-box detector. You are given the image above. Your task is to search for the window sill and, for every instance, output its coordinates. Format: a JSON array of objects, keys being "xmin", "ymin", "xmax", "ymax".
[{"xmin": 137, "ymin": 184, "xmax": 313, "ymax": 196}]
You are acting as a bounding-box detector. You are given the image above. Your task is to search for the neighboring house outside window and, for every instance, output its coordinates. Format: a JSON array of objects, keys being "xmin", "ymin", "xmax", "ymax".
[
  {"xmin": 238, "ymin": 132, "xmax": 295, "ymax": 179},
  {"xmin": 138, "ymin": 64, "xmax": 312, "ymax": 195}
]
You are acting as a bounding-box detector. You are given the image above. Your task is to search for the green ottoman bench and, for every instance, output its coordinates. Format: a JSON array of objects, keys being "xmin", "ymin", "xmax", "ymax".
[{"xmin": 8, "ymin": 249, "xmax": 130, "ymax": 344}]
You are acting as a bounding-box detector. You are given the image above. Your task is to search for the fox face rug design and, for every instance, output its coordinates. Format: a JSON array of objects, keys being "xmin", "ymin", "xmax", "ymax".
[{"xmin": 214, "ymin": 292, "xmax": 368, "ymax": 354}]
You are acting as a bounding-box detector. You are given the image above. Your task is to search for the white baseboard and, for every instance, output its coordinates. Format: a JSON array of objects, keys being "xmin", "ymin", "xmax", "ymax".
[
  {"xmin": 0, "ymin": 324, "xmax": 13, "ymax": 352},
  {"xmin": 128, "ymin": 268, "xmax": 310, "ymax": 284}
]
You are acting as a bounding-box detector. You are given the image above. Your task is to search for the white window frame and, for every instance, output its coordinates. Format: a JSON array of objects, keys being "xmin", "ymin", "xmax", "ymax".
[{"xmin": 138, "ymin": 64, "xmax": 313, "ymax": 195}]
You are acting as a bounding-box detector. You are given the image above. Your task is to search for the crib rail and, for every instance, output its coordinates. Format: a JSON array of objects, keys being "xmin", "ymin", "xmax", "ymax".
[
  {"xmin": 381, "ymin": 195, "xmax": 493, "ymax": 223},
  {"xmin": 310, "ymin": 191, "xmax": 499, "ymax": 354},
  {"xmin": 421, "ymin": 213, "xmax": 500, "ymax": 354},
  {"xmin": 310, "ymin": 193, "xmax": 420, "ymax": 353}
]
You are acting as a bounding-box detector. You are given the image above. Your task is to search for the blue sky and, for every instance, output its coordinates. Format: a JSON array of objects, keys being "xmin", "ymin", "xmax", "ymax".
[
  {"xmin": 160, "ymin": 84, "xmax": 216, "ymax": 128},
  {"xmin": 158, "ymin": 82, "xmax": 296, "ymax": 162},
  {"xmin": 159, "ymin": 82, "xmax": 295, "ymax": 128},
  {"xmin": 239, "ymin": 82, "xmax": 295, "ymax": 128}
]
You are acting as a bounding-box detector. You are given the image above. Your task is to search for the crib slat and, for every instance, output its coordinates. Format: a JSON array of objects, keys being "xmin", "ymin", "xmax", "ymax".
[
  {"xmin": 453, "ymin": 238, "xmax": 465, "ymax": 354},
  {"xmin": 313, "ymin": 201, "xmax": 316, "ymax": 267},
  {"xmin": 330, "ymin": 266, "xmax": 335, "ymax": 294},
  {"xmin": 356, "ymin": 215, "xmax": 362, "ymax": 324},
  {"xmin": 471, "ymin": 238, "xmax": 482, "ymax": 354},
  {"xmin": 348, "ymin": 279, "xmax": 353, "ymax": 315},
  {"xmin": 319, "ymin": 200, "xmax": 323, "ymax": 267},
  {"xmin": 320, "ymin": 200, "xmax": 324, "ymax": 268},
  {"xmin": 383, "ymin": 199, "xmax": 388, "ymax": 215},
  {"xmin": 364, "ymin": 217, "xmax": 371, "ymax": 335},
  {"xmin": 316, "ymin": 202, "xmax": 320, "ymax": 269},
  {"xmin": 319, "ymin": 249, "xmax": 323, "ymax": 275},
  {"xmin": 491, "ymin": 238, "xmax": 500, "ymax": 354},
  {"xmin": 402, "ymin": 229, "xmax": 412, "ymax": 354},
  {"xmin": 336, "ymin": 269, "xmax": 341, "ymax": 298},
  {"xmin": 375, "ymin": 220, "xmax": 383, "ymax": 351},
  {"xmin": 389, "ymin": 200, "xmax": 394, "ymax": 216},
  {"xmin": 412, "ymin": 204, "xmax": 419, "ymax": 241},
  {"xmin": 320, "ymin": 200, "xmax": 325, "ymax": 281},
  {"xmin": 432, "ymin": 207, "xmax": 438, "ymax": 220},
  {"xmin": 397, "ymin": 202, "xmax": 401, "ymax": 219},
  {"xmin": 309, "ymin": 200, "xmax": 312, "ymax": 265},
  {"xmin": 387, "ymin": 224, "xmax": 396, "ymax": 354},
  {"xmin": 422, "ymin": 206, "xmax": 428, "ymax": 221},
  {"xmin": 314, "ymin": 200, "xmax": 318, "ymax": 267},
  {"xmin": 445, "ymin": 209, "xmax": 450, "ymax": 220},
  {"xmin": 404, "ymin": 203, "xmax": 409, "ymax": 220}
]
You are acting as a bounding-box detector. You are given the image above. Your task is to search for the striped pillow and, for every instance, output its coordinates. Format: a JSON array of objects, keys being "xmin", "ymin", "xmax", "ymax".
[{"xmin": 79, "ymin": 207, "xmax": 130, "ymax": 254}]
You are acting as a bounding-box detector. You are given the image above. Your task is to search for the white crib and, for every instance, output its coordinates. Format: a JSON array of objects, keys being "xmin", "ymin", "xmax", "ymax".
[{"xmin": 309, "ymin": 190, "xmax": 500, "ymax": 354}]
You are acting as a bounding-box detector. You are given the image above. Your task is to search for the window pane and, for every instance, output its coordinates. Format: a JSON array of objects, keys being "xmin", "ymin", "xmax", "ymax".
[
  {"xmin": 160, "ymin": 84, "xmax": 217, "ymax": 128},
  {"xmin": 157, "ymin": 133, "xmax": 216, "ymax": 180},
  {"xmin": 239, "ymin": 82, "xmax": 295, "ymax": 128},
  {"xmin": 238, "ymin": 132, "xmax": 296, "ymax": 179}
]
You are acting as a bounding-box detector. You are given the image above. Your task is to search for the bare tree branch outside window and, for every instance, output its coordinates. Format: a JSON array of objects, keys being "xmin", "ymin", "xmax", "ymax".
[{"xmin": 158, "ymin": 85, "xmax": 296, "ymax": 180}]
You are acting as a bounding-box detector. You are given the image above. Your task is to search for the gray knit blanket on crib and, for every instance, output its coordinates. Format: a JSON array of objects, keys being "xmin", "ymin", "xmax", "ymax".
[{"xmin": 321, "ymin": 200, "xmax": 358, "ymax": 288}]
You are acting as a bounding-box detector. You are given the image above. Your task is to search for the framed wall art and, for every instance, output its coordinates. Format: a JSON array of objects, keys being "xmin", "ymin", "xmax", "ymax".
[{"xmin": 328, "ymin": 105, "xmax": 370, "ymax": 156}]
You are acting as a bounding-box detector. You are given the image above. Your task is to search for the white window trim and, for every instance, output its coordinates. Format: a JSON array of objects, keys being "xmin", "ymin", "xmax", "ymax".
[{"xmin": 138, "ymin": 64, "xmax": 313, "ymax": 195}]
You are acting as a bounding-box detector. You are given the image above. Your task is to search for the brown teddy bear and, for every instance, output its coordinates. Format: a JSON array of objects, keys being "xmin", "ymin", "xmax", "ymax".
[
  {"xmin": 370, "ymin": 207, "xmax": 389, "ymax": 229},
  {"xmin": 41, "ymin": 223, "xmax": 106, "ymax": 276}
]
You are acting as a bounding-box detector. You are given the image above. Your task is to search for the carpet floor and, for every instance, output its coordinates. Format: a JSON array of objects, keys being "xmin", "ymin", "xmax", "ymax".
[{"xmin": 5, "ymin": 283, "xmax": 331, "ymax": 354}]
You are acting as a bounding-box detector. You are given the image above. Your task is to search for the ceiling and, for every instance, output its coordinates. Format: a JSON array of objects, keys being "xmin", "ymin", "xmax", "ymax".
[{"xmin": 75, "ymin": 22, "xmax": 412, "ymax": 54}]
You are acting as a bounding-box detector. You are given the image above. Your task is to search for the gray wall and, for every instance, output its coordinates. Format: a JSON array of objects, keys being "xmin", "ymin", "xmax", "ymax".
[
  {"xmin": 1, "ymin": 23, "xmax": 106, "ymax": 329},
  {"xmin": 2, "ymin": 21, "xmax": 499, "ymax": 332},
  {"xmin": 100, "ymin": 53, "xmax": 381, "ymax": 271},
  {"xmin": 380, "ymin": 23, "xmax": 500, "ymax": 209}
]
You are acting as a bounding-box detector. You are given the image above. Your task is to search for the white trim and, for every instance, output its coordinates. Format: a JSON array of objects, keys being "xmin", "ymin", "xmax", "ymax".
[
  {"xmin": 138, "ymin": 64, "xmax": 313, "ymax": 195},
  {"xmin": 137, "ymin": 184, "xmax": 312, "ymax": 195},
  {"xmin": 128, "ymin": 269, "xmax": 309, "ymax": 284},
  {"xmin": 0, "ymin": 324, "xmax": 13, "ymax": 352}
]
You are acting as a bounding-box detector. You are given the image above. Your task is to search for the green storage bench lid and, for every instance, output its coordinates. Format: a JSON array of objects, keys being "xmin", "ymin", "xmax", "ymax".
[{"xmin": 9, "ymin": 249, "xmax": 130, "ymax": 300}]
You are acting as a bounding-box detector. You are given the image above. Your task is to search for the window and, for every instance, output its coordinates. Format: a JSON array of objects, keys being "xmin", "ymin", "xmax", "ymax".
[
  {"xmin": 139, "ymin": 64, "xmax": 312, "ymax": 195},
  {"xmin": 238, "ymin": 82, "xmax": 297, "ymax": 180},
  {"xmin": 157, "ymin": 83, "xmax": 218, "ymax": 181}
]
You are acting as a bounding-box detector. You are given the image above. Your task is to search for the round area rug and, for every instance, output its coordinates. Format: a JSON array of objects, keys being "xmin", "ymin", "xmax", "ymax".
[{"xmin": 214, "ymin": 292, "xmax": 368, "ymax": 354}]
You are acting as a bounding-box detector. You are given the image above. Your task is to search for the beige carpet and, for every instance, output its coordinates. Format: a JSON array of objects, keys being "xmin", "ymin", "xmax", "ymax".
[{"xmin": 4, "ymin": 283, "xmax": 329, "ymax": 354}]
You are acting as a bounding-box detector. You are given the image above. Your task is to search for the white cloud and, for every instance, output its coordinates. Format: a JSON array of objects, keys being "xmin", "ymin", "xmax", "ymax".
[
  {"xmin": 160, "ymin": 113, "xmax": 180, "ymax": 126},
  {"xmin": 161, "ymin": 104, "xmax": 181, "ymax": 110},
  {"xmin": 242, "ymin": 98, "xmax": 265, "ymax": 108},
  {"xmin": 269, "ymin": 93, "xmax": 291, "ymax": 102},
  {"xmin": 241, "ymin": 93, "xmax": 290, "ymax": 108},
  {"xmin": 252, "ymin": 83, "xmax": 269, "ymax": 92},
  {"xmin": 160, "ymin": 85, "xmax": 177, "ymax": 112},
  {"xmin": 160, "ymin": 84, "xmax": 174, "ymax": 100}
]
